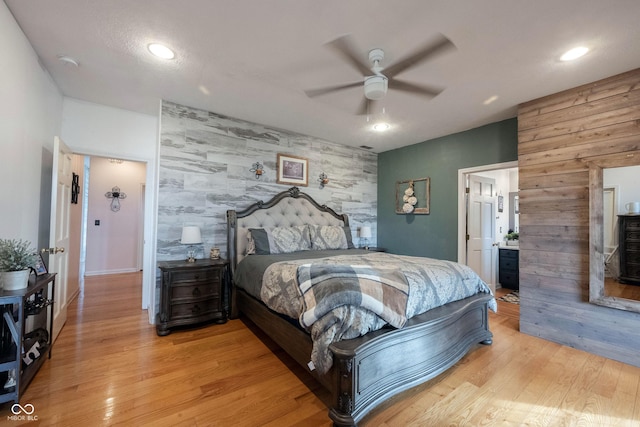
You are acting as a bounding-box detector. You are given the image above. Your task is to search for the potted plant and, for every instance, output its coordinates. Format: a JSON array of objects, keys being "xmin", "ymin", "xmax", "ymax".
[
  {"xmin": 0, "ymin": 239, "xmax": 37, "ymax": 290},
  {"xmin": 505, "ymin": 231, "xmax": 519, "ymax": 246}
]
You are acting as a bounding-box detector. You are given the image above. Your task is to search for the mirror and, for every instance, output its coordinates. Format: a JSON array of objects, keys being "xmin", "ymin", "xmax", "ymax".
[
  {"xmin": 508, "ymin": 192, "xmax": 519, "ymax": 232},
  {"xmin": 589, "ymin": 154, "xmax": 640, "ymax": 313}
]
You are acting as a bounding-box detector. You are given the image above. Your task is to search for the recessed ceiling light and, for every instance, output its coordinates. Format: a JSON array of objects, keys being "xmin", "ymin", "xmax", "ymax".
[
  {"xmin": 372, "ymin": 122, "xmax": 391, "ymax": 132},
  {"xmin": 57, "ymin": 55, "xmax": 79, "ymax": 67},
  {"xmin": 560, "ymin": 46, "xmax": 589, "ymax": 61},
  {"xmin": 148, "ymin": 43, "xmax": 175, "ymax": 60},
  {"xmin": 483, "ymin": 95, "xmax": 499, "ymax": 105}
]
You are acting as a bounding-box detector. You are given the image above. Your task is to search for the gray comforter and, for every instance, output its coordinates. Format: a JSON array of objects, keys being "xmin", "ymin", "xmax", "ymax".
[{"xmin": 237, "ymin": 251, "xmax": 496, "ymax": 374}]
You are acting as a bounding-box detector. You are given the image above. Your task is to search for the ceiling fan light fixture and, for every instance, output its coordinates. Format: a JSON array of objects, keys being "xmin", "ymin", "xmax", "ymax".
[
  {"xmin": 148, "ymin": 43, "xmax": 175, "ymax": 60},
  {"xmin": 372, "ymin": 122, "xmax": 391, "ymax": 132},
  {"xmin": 364, "ymin": 76, "xmax": 388, "ymax": 100}
]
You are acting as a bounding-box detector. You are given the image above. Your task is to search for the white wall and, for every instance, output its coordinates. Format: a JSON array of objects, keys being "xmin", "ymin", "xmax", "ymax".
[
  {"xmin": 62, "ymin": 98, "xmax": 158, "ymax": 161},
  {"xmin": 604, "ymin": 165, "xmax": 640, "ymax": 214},
  {"xmin": 61, "ymin": 98, "xmax": 159, "ymax": 316},
  {"xmin": 0, "ymin": 2, "xmax": 63, "ymax": 245},
  {"xmin": 85, "ymin": 157, "xmax": 146, "ymax": 275}
]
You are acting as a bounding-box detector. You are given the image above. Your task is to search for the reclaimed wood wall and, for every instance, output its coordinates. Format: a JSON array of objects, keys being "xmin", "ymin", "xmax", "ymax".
[{"xmin": 517, "ymin": 68, "xmax": 640, "ymax": 367}]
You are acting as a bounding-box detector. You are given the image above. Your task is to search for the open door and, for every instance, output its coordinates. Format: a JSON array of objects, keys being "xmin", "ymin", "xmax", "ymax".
[
  {"xmin": 44, "ymin": 136, "xmax": 72, "ymax": 342},
  {"xmin": 467, "ymin": 174, "xmax": 497, "ymax": 291}
]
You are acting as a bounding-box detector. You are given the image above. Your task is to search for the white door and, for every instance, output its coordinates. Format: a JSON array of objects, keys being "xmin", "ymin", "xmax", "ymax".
[
  {"xmin": 467, "ymin": 174, "xmax": 497, "ymax": 290},
  {"xmin": 46, "ymin": 136, "xmax": 72, "ymax": 342}
]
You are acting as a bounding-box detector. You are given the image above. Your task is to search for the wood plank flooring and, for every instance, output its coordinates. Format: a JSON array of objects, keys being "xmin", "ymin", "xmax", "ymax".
[{"xmin": 2, "ymin": 274, "xmax": 640, "ymax": 426}]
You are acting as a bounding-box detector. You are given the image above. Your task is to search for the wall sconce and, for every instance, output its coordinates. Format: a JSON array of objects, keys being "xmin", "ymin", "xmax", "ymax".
[
  {"xmin": 318, "ymin": 172, "xmax": 329, "ymax": 188},
  {"xmin": 108, "ymin": 158, "xmax": 123, "ymax": 164},
  {"xmin": 105, "ymin": 186, "xmax": 127, "ymax": 212},
  {"xmin": 250, "ymin": 162, "xmax": 264, "ymax": 179},
  {"xmin": 359, "ymin": 226, "xmax": 372, "ymax": 250},
  {"xmin": 180, "ymin": 226, "xmax": 202, "ymax": 263}
]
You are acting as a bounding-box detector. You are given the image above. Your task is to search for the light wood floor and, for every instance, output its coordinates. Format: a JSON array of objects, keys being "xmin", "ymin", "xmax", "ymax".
[{"xmin": 3, "ymin": 274, "xmax": 640, "ymax": 426}]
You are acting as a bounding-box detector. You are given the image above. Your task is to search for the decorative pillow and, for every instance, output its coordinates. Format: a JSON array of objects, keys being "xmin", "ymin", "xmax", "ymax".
[
  {"xmin": 248, "ymin": 225, "xmax": 311, "ymax": 255},
  {"xmin": 309, "ymin": 225, "xmax": 350, "ymax": 250}
]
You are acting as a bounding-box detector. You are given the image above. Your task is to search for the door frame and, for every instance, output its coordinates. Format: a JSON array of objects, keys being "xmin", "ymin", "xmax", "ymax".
[
  {"xmin": 457, "ymin": 161, "xmax": 518, "ymax": 265},
  {"xmin": 64, "ymin": 149, "xmax": 156, "ymax": 322}
]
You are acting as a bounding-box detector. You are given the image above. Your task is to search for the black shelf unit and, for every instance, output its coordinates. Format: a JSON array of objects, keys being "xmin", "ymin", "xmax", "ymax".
[
  {"xmin": 499, "ymin": 248, "xmax": 519, "ymax": 290},
  {"xmin": 0, "ymin": 273, "xmax": 55, "ymax": 405}
]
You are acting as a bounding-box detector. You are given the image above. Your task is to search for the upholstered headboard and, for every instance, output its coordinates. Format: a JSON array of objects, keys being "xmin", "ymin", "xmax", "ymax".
[{"xmin": 226, "ymin": 187, "xmax": 349, "ymax": 272}]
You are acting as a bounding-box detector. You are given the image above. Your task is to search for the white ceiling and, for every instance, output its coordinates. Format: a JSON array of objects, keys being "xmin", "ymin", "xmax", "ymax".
[{"xmin": 6, "ymin": 0, "xmax": 640, "ymax": 152}]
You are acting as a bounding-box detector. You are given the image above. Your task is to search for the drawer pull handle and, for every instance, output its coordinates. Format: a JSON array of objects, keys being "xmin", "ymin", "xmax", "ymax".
[
  {"xmin": 192, "ymin": 287, "xmax": 201, "ymax": 297},
  {"xmin": 194, "ymin": 275, "xmax": 200, "ymax": 280},
  {"xmin": 192, "ymin": 305, "xmax": 200, "ymax": 315}
]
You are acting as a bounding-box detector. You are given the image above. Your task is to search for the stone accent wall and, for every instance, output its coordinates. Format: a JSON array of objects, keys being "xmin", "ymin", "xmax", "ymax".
[{"xmin": 157, "ymin": 101, "xmax": 377, "ymax": 262}]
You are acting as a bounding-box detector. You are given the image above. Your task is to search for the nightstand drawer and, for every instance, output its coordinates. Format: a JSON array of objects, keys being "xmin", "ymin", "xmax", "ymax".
[
  {"xmin": 499, "ymin": 249, "xmax": 518, "ymax": 259},
  {"xmin": 171, "ymin": 283, "xmax": 220, "ymax": 300},
  {"xmin": 171, "ymin": 300, "xmax": 222, "ymax": 320},
  {"xmin": 170, "ymin": 268, "xmax": 221, "ymax": 285},
  {"xmin": 500, "ymin": 258, "xmax": 518, "ymax": 271},
  {"xmin": 500, "ymin": 272, "xmax": 518, "ymax": 284}
]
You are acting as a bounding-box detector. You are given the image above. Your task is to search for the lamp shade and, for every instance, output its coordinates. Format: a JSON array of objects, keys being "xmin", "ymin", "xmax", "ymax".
[
  {"xmin": 180, "ymin": 226, "xmax": 202, "ymax": 244},
  {"xmin": 359, "ymin": 226, "xmax": 372, "ymax": 238}
]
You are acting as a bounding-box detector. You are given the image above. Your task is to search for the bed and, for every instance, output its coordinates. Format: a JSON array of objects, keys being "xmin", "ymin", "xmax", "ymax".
[{"xmin": 227, "ymin": 187, "xmax": 494, "ymax": 426}]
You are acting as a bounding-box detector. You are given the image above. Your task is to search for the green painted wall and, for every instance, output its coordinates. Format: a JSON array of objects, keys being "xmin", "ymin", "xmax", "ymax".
[{"xmin": 377, "ymin": 118, "xmax": 518, "ymax": 259}]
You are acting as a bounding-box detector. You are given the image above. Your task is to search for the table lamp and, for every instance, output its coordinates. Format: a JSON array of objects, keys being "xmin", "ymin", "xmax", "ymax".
[
  {"xmin": 181, "ymin": 226, "xmax": 202, "ymax": 262},
  {"xmin": 359, "ymin": 226, "xmax": 372, "ymax": 250}
]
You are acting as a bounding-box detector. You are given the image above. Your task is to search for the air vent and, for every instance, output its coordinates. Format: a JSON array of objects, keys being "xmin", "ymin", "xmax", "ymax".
[{"xmin": 360, "ymin": 145, "xmax": 373, "ymax": 150}]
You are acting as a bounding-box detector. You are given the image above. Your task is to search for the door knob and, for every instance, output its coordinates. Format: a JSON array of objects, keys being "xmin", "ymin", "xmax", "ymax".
[{"xmin": 41, "ymin": 247, "xmax": 65, "ymax": 254}]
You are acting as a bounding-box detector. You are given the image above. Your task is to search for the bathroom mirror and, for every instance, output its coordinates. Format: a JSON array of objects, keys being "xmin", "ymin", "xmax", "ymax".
[
  {"xmin": 589, "ymin": 154, "xmax": 640, "ymax": 313},
  {"xmin": 508, "ymin": 192, "xmax": 519, "ymax": 232}
]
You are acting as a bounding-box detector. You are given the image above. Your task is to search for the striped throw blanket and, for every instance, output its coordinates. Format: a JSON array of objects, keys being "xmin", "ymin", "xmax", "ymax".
[{"xmin": 297, "ymin": 263, "xmax": 409, "ymax": 330}]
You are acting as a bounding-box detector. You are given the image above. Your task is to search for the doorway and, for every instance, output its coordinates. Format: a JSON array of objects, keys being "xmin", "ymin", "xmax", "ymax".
[
  {"xmin": 81, "ymin": 156, "xmax": 146, "ymax": 276},
  {"xmin": 457, "ymin": 161, "xmax": 518, "ymax": 292},
  {"xmin": 65, "ymin": 153, "xmax": 148, "ymax": 311}
]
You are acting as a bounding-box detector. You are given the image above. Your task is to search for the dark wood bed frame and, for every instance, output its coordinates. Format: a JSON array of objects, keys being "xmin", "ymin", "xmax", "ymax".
[{"xmin": 227, "ymin": 187, "xmax": 493, "ymax": 426}]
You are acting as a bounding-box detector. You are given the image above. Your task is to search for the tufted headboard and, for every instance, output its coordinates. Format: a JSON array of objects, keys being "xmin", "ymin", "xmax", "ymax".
[{"xmin": 226, "ymin": 187, "xmax": 349, "ymax": 273}]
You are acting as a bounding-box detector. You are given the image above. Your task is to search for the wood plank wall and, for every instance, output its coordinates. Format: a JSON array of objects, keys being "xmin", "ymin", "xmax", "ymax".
[{"xmin": 517, "ymin": 68, "xmax": 640, "ymax": 367}]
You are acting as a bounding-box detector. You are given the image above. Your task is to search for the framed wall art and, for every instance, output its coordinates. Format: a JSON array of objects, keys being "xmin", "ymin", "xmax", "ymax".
[
  {"xmin": 395, "ymin": 177, "xmax": 430, "ymax": 214},
  {"xmin": 71, "ymin": 172, "xmax": 80, "ymax": 204},
  {"xmin": 276, "ymin": 153, "xmax": 308, "ymax": 187},
  {"xmin": 33, "ymin": 253, "xmax": 48, "ymax": 276}
]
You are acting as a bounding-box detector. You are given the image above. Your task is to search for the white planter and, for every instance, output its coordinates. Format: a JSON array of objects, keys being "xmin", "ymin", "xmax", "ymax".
[
  {"xmin": 506, "ymin": 240, "xmax": 519, "ymax": 246},
  {"xmin": 0, "ymin": 269, "xmax": 30, "ymax": 290}
]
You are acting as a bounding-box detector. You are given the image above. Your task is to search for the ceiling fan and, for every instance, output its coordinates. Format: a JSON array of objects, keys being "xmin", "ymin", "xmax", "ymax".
[{"xmin": 304, "ymin": 34, "xmax": 456, "ymax": 115}]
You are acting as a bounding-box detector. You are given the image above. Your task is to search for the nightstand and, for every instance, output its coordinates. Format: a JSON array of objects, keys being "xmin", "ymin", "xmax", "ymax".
[{"xmin": 156, "ymin": 258, "xmax": 229, "ymax": 336}]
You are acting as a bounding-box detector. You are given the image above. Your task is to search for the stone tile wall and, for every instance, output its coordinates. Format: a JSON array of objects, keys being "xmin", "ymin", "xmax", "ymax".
[{"xmin": 157, "ymin": 101, "xmax": 378, "ymax": 262}]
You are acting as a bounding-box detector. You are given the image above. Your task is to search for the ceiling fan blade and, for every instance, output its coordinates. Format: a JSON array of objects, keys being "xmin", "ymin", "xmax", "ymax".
[
  {"xmin": 326, "ymin": 35, "xmax": 372, "ymax": 77},
  {"xmin": 383, "ymin": 34, "xmax": 455, "ymax": 78},
  {"xmin": 304, "ymin": 81, "xmax": 362, "ymax": 98},
  {"xmin": 389, "ymin": 79, "xmax": 444, "ymax": 97}
]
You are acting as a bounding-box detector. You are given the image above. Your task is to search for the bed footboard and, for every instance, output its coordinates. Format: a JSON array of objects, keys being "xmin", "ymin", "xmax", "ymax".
[
  {"xmin": 236, "ymin": 288, "xmax": 492, "ymax": 427},
  {"xmin": 328, "ymin": 293, "xmax": 493, "ymax": 427}
]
